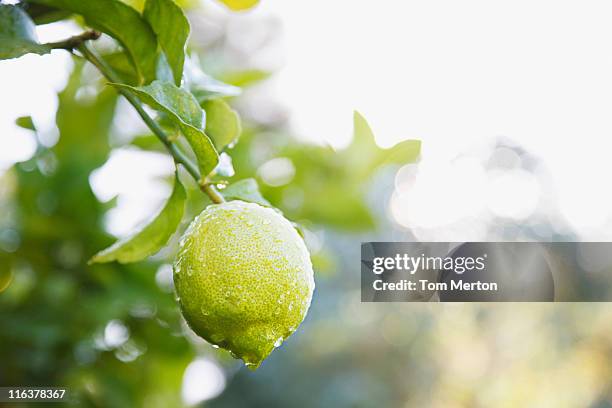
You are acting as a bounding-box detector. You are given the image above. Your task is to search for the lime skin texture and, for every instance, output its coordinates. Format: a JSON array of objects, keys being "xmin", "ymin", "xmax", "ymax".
[{"xmin": 174, "ymin": 200, "xmax": 315, "ymax": 368}]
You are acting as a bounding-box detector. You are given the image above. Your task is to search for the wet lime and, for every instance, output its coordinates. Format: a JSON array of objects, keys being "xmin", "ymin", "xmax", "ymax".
[{"xmin": 174, "ymin": 200, "xmax": 315, "ymax": 368}]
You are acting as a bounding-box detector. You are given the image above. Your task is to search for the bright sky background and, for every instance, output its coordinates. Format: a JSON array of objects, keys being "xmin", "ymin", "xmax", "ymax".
[
  {"xmin": 2, "ymin": 0, "xmax": 612, "ymax": 240},
  {"xmin": 266, "ymin": 0, "xmax": 612, "ymax": 240}
]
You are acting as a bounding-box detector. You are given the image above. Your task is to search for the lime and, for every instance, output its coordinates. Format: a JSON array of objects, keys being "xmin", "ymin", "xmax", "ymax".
[{"xmin": 174, "ymin": 200, "xmax": 315, "ymax": 368}]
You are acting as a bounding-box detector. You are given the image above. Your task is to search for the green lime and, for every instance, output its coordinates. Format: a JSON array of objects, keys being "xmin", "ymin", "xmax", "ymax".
[{"xmin": 174, "ymin": 200, "xmax": 315, "ymax": 368}]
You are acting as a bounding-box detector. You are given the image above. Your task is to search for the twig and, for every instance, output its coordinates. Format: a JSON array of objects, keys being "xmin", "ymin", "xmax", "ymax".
[
  {"xmin": 45, "ymin": 31, "xmax": 101, "ymax": 51},
  {"xmin": 75, "ymin": 41, "xmax": 225, "ymax": 204}
]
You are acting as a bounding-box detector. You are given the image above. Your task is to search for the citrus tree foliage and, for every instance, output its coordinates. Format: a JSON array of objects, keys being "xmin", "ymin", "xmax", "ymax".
[
  {"xmin": 0, "ymin": 0, "xmax": 421, "ymax": 405},
  {"xmin": 2, "ymin": 0, "xmax": 273, "ymax": 262},
  {"xmin": 0, "ymin": 4, "xmax": 50, "ymax": 58},
  {"xmin": 0, "ymin": 0, "xmax": 420, "ymax": 273},
  {"xmin": 90, "ymin": 172, "xmax": 186, "ymax": 264}
]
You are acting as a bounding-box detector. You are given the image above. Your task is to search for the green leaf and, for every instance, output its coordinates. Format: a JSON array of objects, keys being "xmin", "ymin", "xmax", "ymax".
[
  {"xmin": 29, "ymin": 0, "xmax": 158, "ymax": 83},
  {"xmin": 89, "ymin": 172, "xmax": 186, "ymax": 264},
  {"xmin": 155, "ymin": 52, "xmax": 175, "ymax": 84},
  {"xmin": 129, "ymin": 134, "xmax": 164, "ymax": 150},
  {"xmin": 103, "ymin": 52, "xmax": 139, "ymax": 85},
  {"xmin": 114, "ymin": 81, "xmax": 202, "ymax": 134},
  {"xmin": 184, "ymin": 58, "xmax": 241, "ymax": 102},
  {"xmin": 371, "ymin": 139, "xmax": 422, "ymax": 170},
  {"xmin": 54, "ymin": 60, "xmax": 118, "ymax": 168},
  {"xmin": 217, "ymin": 0, "xmax": 260, "ymax": 11},
  {"xmin": 301, "ymin": 186, "xmax": 375, "ymax": 230},
  {"xmin": 203, "ymin": 99, "xmax": 241, "ymax": 150},
  {"xmin": 15, "ymin": 116, "xmax": 36, "ymax": 131},
  {"xmin": 111, "ymin": 80, "xmax": 219, "ymax": 176},
  {"xmin": 348, "ymin": 111, "xmax": 421, "ymax": 177},
  {"xmin": 219, "ymin": 69, "xmax": 270, "ymax": 87},
  {"xmin": 266, "ymin": 112, "xmax": 419, "ymax": 232},
  {"xmin": 0, "ymin": 4, "xmax": 50, "ymax": 60},
  {"xmin": 189, "ymin": 76, "xmax": 242, "ymax": 102},
  {"xmin": 144, "ymin": 0, "xmax": 189, "ymax": 86},
  {"xmin": 221, "ymin": 178, "xmax": 270, "ymax": 207},
  {"xmin": 22, "ymin": 4, "xmax": 71, "ymax": 25}
]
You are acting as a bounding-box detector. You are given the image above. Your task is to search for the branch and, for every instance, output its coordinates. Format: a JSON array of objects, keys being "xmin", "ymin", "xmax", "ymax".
[
  {"xmin": 74, "ymin": 41, "xmax": 225, "ymax": 204},
  {"xmin": 45, "ymin": 31, "xmax": 101, "ymax": 51}
]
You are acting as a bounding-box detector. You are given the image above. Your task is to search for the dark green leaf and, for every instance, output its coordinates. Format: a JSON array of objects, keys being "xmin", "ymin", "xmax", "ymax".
[
  {"xmin": 15, "ymin": 116, "xmax": 36, "ymax": 131},
  {"xmin": 29, "ymin": 0, "xmax": 158, "ymax": 83},
  {"xmin": 203, "ymin": 99, "xmax": 241, "ymax": 150},
  {"xmin": 103, "ymin": 52, "xmax": 139, "ymax": 85},
  {"xmin": 21, "ymin": 3, "xmax": 71, "ymax": 25},
  {"xmin": 144, "ymin": 0, "xmax": 189, "ymax": 86},
  {"xmin": 111, "ymin": 80, "xmax": 219, "ymax": 176},
  {"xmin": 89, "ymin": 172, "xmax": 186, "ymax": 264},
  {"xmin": 221, "ymin": 178, "xmax": 270, "ymax": 207},
  {"xmin": 0, "ymin": 4, "xmax": 50, "ymax": 60},
  {"xmin": 22, "ymin": 4, "xmax": 70, "ymax": 25},
  {"xmin": 105, "ymin": 51, "xmax": 174, "ymax": 86}
]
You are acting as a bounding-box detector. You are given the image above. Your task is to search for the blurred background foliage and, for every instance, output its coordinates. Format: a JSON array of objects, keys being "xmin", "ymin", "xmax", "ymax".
[{"xmin": 2, "ymin": 1, "xmax": 612, "ymax": 408}]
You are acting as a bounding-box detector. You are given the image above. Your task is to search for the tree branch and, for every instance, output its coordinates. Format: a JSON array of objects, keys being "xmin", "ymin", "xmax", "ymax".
[
  {"xmin": 75, "ymin": 41, "xmax": 225, "ymax": 204},
  {"xmin": 45, "ymin": 31, "xmax": 101, "ymax": 51}
]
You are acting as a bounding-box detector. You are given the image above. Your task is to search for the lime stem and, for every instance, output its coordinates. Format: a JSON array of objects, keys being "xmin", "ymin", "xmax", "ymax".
[{"xmin": 75, "ymin": 41, "xmax": 224, "ymax": 204}]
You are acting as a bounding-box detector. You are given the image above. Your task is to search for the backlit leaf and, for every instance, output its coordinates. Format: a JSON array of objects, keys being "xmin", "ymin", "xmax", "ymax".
[
  {"xmin": 219, "ymin": 69, "xmax": 270, "ymax": 87},
  {"xmin": 221, "ymin": 178, "xmax": 270, "ymax": 207},
  {"xmin": 89, "ymin": 172, "xmax": 186, "ymax": 264},
  {"xmin": 203, "ymin": 99, "xmax": 241, "ymax": 150},
  {"xmin": 184, "ymin": 57, "xmax": 241, "ymax": 102},
  {"xmin": 348, "ymin": 111, "xmax": 421, "ymax": 177}
]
